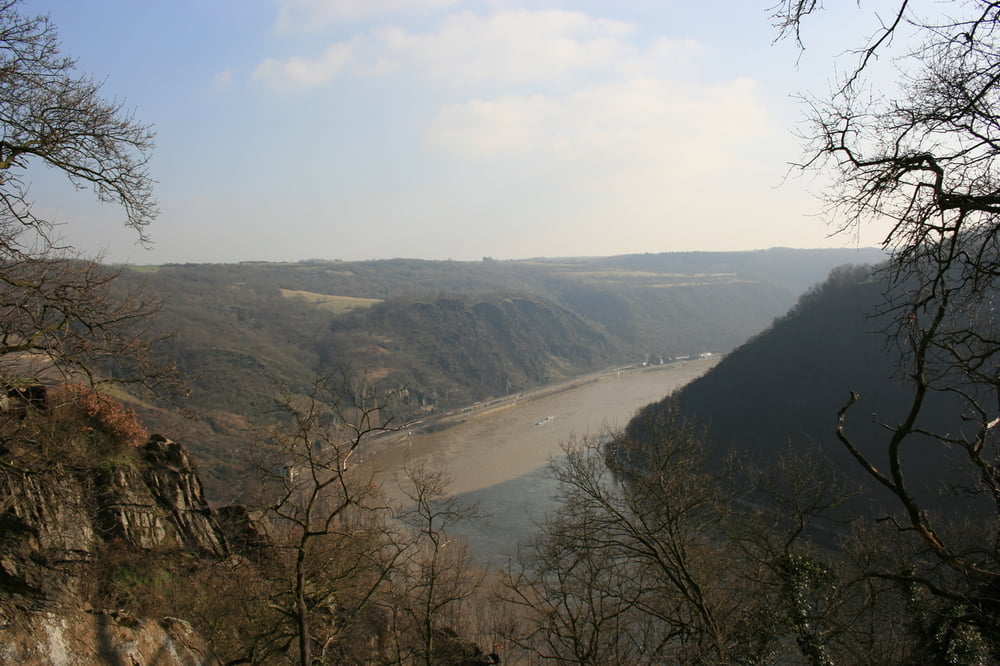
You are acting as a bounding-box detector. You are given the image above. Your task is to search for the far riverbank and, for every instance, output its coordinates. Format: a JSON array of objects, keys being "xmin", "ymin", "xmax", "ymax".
[{"xmin": 371, "ymin": 357, "xmax": 718, "ymax": 451}]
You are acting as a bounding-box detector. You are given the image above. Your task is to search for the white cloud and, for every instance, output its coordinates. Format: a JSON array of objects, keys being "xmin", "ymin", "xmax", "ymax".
[
  {"xmin": 254, "ymin": 8, "xmax": 696, "ymax": 91},
  {"xmin": 428, "ymin": 77, "xmax": 771, "ymax": 173},
  {"xmin": 253, "ymin": 42, "xmax": 353, "ymax": 88},
  {"xmin": 275, "ymin": 0, "xmax": 460, "ymax": 30},
  {"xmin": 213, "ymin": 69, "xmax": 234, "ymax": 89},
  {"xmin": 369, "ymin": 10, "xmax": 639, "ymax": 87},
  {"xmin": 247, "ymin": 6, "xmax": 788, "ymax": 255},
  {"xmin": 421, "ymin": 73, "xmax": 791, "ymax": 256}
]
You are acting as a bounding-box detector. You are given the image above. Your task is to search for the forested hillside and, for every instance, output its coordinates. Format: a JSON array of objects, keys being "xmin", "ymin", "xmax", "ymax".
[
  {"xmin": 119, "ymin": 250, "xmax": 881, "ymax": 498},
  {"xmin": 632, "ymin": 263, "xmax": 972, "ymax": 511},
  {"xmin": 323, "ymin": 294, "xmax": 615, "ymax": 406}
]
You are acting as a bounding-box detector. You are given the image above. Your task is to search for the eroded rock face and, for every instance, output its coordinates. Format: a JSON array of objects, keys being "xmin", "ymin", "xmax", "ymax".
[
  {"xmin": 0, "ymin": 465, "xmax": 95, "ymax": 605},
  {"xmin": 94, "ymin": 461, "xmax": 183, "ymax": 551},
  {"xmin": 0, "ymin": 610, "xmax": 220, "ymax": 665},
  {"xmin": 0, "ymin": 435, "xmax": 238, "ymax": 663},
  {"xmin": 140, "ymin": 436, "xmax": 227, "ymax": 557},
  {"xmin": 0, "ymin": 434, "xmax": 231, "ymax": 589}
]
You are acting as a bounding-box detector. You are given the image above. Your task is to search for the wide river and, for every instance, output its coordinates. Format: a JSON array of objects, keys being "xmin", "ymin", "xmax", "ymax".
[{"xmin": 369, "ymin": 357, "xmax": 718, "ymax": 564}]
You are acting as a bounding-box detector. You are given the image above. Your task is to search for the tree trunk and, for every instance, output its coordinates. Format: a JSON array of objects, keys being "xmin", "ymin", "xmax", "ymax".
[{"xmin": 296, "ymin": 546, "xmax": 311, "ymax": 666}]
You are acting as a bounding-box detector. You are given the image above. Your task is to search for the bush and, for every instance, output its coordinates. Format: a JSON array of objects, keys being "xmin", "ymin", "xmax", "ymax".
[
  {"xmin": 0, "ymin": 383, "xmax": 149, "ymax": 468},
  {"xmin": 55, "ymin": 383, "xmax": 149, "ymax": 449}
]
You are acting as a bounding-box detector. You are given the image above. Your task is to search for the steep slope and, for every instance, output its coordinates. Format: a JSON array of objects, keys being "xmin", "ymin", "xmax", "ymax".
[
  {"xmin": 633, "ymin": 263, "xmax": 967, "ymax": 508},
  {"xmin": 549, "ymin": 279, "xmax": 792, "ymax": 357},
  {"xmin": 134, "ymin": 288, "xmax": 622, "ymax": 497},
  {"xmin": 0, "ymin": 415, "xmax": 234, "ymax": 665},
  {"xmin": 323, "ymin": 294, "xmax": 615, "ymax": 407}
]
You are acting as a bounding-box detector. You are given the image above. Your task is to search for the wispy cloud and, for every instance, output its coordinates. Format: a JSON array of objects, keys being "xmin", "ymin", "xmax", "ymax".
[
  {"xmin": 368, "ymin": 10, "xmax": 639, "ymax": 87},
  {"xmin": 251, "ymin": 4, "xmax": 783, "ymax": 246},
  {"xmin": 213, "ymin": 68, "xmax": 234, "ymax": 89},
  {"xmin": 255, "ymin": 8, "xmax": 699, "ymax": 91},
  {"xmin": 253, "ymin": 42, "xmax": 354, "ymax": 89}
]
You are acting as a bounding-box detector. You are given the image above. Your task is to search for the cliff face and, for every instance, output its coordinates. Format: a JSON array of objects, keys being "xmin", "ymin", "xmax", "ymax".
[
  {"xmin": 1, "ymin": 611, "xmax": 217, "ymax": 666},
  {"xmin": 0, "ymin": 434, "xmax": 233, "ymax": 665}
]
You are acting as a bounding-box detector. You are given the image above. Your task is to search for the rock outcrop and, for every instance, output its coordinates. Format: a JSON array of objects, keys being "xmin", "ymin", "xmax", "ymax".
[
  {"xmin": 0, "ymin": 463, "xmax": 95, "ymax": 606},
  {"xmin": 0, "ymin": 434, "xmax": 234, "ymax": 664},
  {"xmin": 0, "ymin": 610, "xmax": 219, "ymax": 666}
]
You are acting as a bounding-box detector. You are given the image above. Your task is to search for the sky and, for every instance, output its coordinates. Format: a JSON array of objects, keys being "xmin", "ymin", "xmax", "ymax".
[{"xmin": 18, "ymin": 0, "xmax": 903, "ymax": 264}]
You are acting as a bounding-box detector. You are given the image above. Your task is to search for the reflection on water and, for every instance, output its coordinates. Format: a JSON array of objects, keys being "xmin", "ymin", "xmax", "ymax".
[
  {"xmin": 447, "ymin": 466, "xmax": 557, "ymax": 565},
  {"xmin": 370, "ymin": 358, "xmax": 718, "ymax": 564}
]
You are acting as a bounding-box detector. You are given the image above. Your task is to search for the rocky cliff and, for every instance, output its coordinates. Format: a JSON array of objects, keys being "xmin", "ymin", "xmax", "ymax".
[
  {"xmin": 1, "ymin": 611, "xmax": 217, "ymax": 666},
  {"xmin": 0, "ymin": 431, "xmax": 239, "ymax": 665}
]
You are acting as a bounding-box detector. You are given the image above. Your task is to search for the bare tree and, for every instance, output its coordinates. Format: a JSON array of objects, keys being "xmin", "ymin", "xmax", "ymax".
[
  {"xmin": 502, "ymin": 415, "xmax": 745, "ymax": 664},
  {"xmin": 384, "ymin": 462, "xmax": 486, "ymax": 666},
  {"xmin": 502, "ymin": 408, "xmax": 914, "ymax": 664},
  {"xmin": 728, "ymin": 444, "xmax": 922, "ymax": 665},
  {"xmin": 0, "ymin": 0, "xmax": 163, "ymax": 389},
  {"xmin": 501, "ymin": 481, "xmax": 654, "ymax": 665},
  {"xmin": 774, "ymin": 0, "xmax": 1000, "ymax": 656},
  {"xmin": 256, "ymin": 372, "xmax": 402, "ymax": 666}
]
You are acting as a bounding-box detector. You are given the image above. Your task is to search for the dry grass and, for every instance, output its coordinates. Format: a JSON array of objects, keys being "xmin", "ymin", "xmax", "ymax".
[{"xmin": 279, "ymin": 289, "xmax": 381, "ymax": 314}]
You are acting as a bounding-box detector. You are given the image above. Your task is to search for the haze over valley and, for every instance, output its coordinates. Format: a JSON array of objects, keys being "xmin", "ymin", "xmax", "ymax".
[
  {"xmin": 4, "ymin": 1, "xmax": 1000, "ymax": 664},
  {"xmin": 123, "ymin": 248, "xmax": 883, "ymax": 498}
]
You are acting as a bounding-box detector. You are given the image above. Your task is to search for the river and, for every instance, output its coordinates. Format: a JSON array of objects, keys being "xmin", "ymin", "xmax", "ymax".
[{"xmin": 368, "ymin": 357, "xmax": 719, "ymax": 564}]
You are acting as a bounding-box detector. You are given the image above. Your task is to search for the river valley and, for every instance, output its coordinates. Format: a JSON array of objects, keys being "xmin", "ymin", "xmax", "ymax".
[{"xmin": 369, "ymin": 357, "xmax": 719, "ymax": 564}]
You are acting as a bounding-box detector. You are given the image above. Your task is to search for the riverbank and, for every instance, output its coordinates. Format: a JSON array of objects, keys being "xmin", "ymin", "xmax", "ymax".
[
  {"xmin": 366, "ymin": 355, "xmax": 719, "ymax": 563},
  {"xmin": 370, "ymin": 357, "xmax": 719, "ymax": 451},
  {"xmin": 368, "ymin": 356, "xmax": 719, "ymax": 496}
]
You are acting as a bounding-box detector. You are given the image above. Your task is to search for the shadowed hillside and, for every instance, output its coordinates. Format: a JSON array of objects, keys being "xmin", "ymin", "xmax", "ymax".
[{"xmin": 632, "ymin": 263, "xmax": 970, "ymax": 511}]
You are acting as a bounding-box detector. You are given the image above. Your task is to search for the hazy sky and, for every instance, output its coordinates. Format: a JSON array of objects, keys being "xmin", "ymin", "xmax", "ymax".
[{"xmin": 20, "ymin": 0, "xmax": 901, "ymax": 264}]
